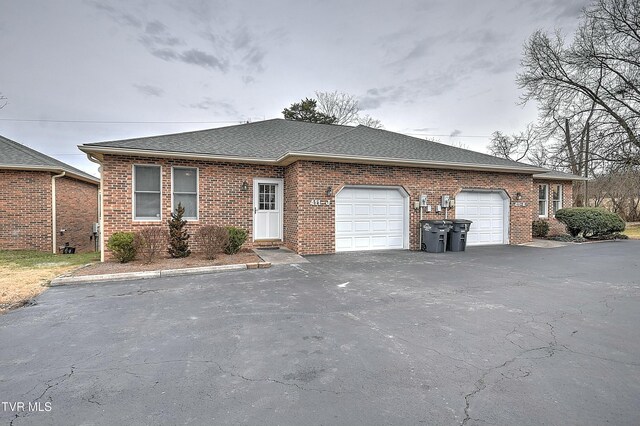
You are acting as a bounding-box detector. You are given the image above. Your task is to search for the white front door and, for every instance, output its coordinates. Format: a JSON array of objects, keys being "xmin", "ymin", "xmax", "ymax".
[
  {"xmin": 253, "ymin": 178, "xmax": 283, "ymax": 240},
  {"xmin": 335, "ymin": 187, "xmax": 408, "ymax": 252}
]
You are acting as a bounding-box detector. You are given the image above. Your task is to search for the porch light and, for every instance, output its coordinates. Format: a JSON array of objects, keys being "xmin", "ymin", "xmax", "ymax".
[
  {"xmin": 515, "ymin": 192, "xmax": 522, "ymax": 200},
  {"xmin": 241, "ymin": 180, "xmax": 248, "ymax": 191},
  {"xmin": 326, "ymin": 186, "xmax": 332, "ymax": 196}
]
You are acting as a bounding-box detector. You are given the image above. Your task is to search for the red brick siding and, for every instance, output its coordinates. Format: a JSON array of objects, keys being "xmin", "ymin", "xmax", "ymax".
[
  {"xmin": 0, "ymin": 170, "xmax": 53, "ymax": 251},
  {"xmin": 532, "ymin": 180, "xmax": 573, "ymax": 236},
  {"xmin": 101, "ymin": 155, "xmax": 283, "ymax": 259},
  {"xmin": 291, "ymin": 161, "xmax": 535, "ymax": 255},
  {"xmin": 55, "ymin": 177, "xmax": 99, "ymax": 253},
  {"xmin": 100, "ymin": 155, "xmax": 540, "ymax": 258}
]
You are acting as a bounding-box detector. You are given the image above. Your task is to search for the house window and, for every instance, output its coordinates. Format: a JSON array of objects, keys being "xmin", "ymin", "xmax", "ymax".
[
  {"xmin": 552, "ymin": 185, "xmax": 563, "ymax": 215},
  {"xmin": 258, "ymin": 183, "xmax": 277, "ymax": 210},
  {"xmin": 134, "ymin": 165, "xmax": 161, "ymax": 220},
  {"xmin": 538, "ymin": 184, "xmax": 548, "ymax": 217},
  {"xmin": 172, "ymin": 167, "xmax": 198, "ymax": 219}
]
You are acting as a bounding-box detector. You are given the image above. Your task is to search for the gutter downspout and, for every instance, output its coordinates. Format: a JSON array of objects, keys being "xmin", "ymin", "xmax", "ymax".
[
  {"xmin": 51, "ymin": 171, "xmax": 66, "ymax": 254},
  {"xmin": 86, "ymin": 153, "xmax": 104, "ymax": 262}
]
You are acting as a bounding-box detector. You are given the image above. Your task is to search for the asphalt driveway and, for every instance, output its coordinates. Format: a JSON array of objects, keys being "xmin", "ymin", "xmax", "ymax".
[{"xmin": 1, "ymin": 242, "xmax": 639, "ymax": 425}]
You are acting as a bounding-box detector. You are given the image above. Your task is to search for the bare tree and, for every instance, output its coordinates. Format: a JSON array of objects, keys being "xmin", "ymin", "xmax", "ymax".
[
  {"xmin": 315, "ymin": 91, "xmax": 360, "ymax": 125},
  {"xmin": 0, "ymin": 93, "xmax": 6, "ymax": 109},
  {"xmin": 488, "ymin": 125, "xmax": 537, "ymax": 162},
  {"xmin": 314, "ymin": 90, "xmax": 384, "ymax": 128},
  {"xmin": 517, "ymin": 0, "xmax": 640, "ymax": 158},
  {"xmin": 357, "ymin": 114, "xmax": 384, "ymax": 129}
]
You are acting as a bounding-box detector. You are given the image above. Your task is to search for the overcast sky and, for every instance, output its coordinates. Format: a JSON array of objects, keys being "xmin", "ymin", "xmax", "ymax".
[{"xmin": 0, "ymin": 0, "xmax": 591, "ymax": 176}]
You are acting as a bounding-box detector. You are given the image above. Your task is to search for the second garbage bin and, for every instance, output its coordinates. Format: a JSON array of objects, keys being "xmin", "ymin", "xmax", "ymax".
[
  {"xmin": 447, "ymin": 219, "xmax": 473, "ymax": 252},
  {"xmin": 420, "ymin": 220, "xmax": 452, "ymax": 253}
]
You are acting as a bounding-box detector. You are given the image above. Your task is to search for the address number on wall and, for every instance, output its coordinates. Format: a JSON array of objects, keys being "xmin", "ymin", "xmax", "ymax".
[{"xmin": 310, "ymin": 199, "xmax": 331, "ymax": 206}]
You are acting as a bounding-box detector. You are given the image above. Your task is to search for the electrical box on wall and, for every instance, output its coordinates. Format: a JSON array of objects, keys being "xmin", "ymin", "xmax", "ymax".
[
  {"xmin": 420, "ymin": 195, "xmax": 428, "ymax": 207},
  {"xmin": 441, "ymin": 195, "xmax": 451, "ymax": 208}
]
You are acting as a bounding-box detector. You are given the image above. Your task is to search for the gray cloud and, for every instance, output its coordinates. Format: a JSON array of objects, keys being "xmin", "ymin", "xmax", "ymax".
[
  {"xmin": 88, "ymin": 1, "xmax": 142, "ymax": 28},
  {"xmin": 180, "ymin": 49, "xmax": 227, "ymax": 71},
  {"xmin": 140, "ymin": 20, "xmax": 183, "ymax": 47},
  {"xmin": 189, "ymin": 97, "xmax": 238, "ymax": 116},
  {"xmin": 450, "ymin": 129, "xmax": 462, "ymax": 137},
  {"xmin": 359, "ymin": 86, "xmax": 407, "ymax": 110},
  {"xmin": 133, "ymin": 84, "xmax": 164, "ymax": 97}
]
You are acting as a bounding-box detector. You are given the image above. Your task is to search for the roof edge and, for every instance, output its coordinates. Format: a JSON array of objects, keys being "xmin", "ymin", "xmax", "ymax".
[
  {"xmin": 80, "ymin": 145, "xmax": 546, "ymax": 174},
  {"xmin": 533, "ymin": 173, "xmax": 587, "ymax": 181},
  {"xmin": 0, "ymin": 165, "xmax": 100, "ymax": 184}
]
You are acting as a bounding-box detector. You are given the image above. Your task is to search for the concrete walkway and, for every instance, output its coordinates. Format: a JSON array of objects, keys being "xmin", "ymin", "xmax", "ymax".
[
  {"xmin": 519, "ymin": 238, "xmax": 570, "ymax": 248},
  {"xmin": 253, "ymin": 247, "xmax": 308, "ymax": 264}
]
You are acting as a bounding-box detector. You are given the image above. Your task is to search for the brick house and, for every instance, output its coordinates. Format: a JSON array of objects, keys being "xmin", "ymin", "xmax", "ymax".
[
  {"xmin": 0, "ymin": 135, "xmax": 100, "ymax": 253},
  {"xmin": 78, "ymin": 119, "xmax": 582, "ymax": 260}
]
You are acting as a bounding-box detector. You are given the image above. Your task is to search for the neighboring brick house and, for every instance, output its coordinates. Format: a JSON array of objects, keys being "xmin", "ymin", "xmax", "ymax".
[
  {"xmin": 78, "ymin": 119, "xmax": 582, "ymax": 260},
  {"xmin": 532, "ymin": 171, "xmax": 583, "ymax": 235},
  {"xmin": 0, "ymin": 135, "xmax": 100, "ymax": 253}
]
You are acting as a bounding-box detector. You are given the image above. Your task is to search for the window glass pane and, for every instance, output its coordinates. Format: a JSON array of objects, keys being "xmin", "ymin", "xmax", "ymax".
[
  {"xmin": 539, "ymin": 201, "xmax": 546, "ymax": 216},
  {"xmin": 174, "ymin": 194, "xmax": 197, "ymax": 218},
  {"xmin": 135, "ymin": 166, "xmax": 160, "ymax": 192},
  {"xmin": 174, "ymin": 168, "xmax": 197, "ymax": 193},
  {"xmin": 538, "ymin": 185, "xmax": 547, "ymax": 200},
  {"xmin": 135, "ymin": 193, "xmax": 161, "ymax": 218}
]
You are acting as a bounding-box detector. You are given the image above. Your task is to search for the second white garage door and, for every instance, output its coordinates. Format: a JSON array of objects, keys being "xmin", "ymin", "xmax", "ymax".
[
  {"xmin": 335, "ymin": 187, "xmax": 407, "ymax": 252},
  {"xmin": 456, "ymin": 190, "xmax": 509, "ymax": 246}
]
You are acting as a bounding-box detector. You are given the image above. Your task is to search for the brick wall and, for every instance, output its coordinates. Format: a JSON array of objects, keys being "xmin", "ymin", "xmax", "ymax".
[
  {"xmin": 532, "ymin": 180, "xmax": 573, "ymax": 236},
  {"xmin": 100, "ymin": 155, "xmax": 283, "ymax": 259},
  {"xmin": 55, "ymin": 177, "xmax": 99, "ymax": 253},
  {"xmin": 291, "ymin": 161, "xmax": 535, "ymax": 255},
  {"xmin": 0, "ymin": 170, "xmax": 52, "ymax": 251},
  {"xmin": 100, "ymin": 155, "xmax": 540, "ymax": 258}
]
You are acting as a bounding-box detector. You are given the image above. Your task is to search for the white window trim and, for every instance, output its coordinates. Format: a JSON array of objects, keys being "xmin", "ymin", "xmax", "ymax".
[
  {"xmin": 171, "ymin": 166, "xmax": 199, "ymax": 221},
  {"xmin": 538, "ymin": 184, "xmax": 549, "ymax": 218},
  {"xmin": 132, "ymin": 164, "xmax": 162, "ymax": 222},
  {"xmin": 552, "ymin": 184, "xmax": 563, "ymax": 217}
]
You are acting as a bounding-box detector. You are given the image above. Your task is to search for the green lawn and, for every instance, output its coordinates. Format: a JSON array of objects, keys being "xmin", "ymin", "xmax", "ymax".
[
  {"xmin": 0, "ymin": 250, "xmax": 100, "ymax": 312},
  {"xmin": 623, "ymin": 223, "xmax": 640, "ymax": 239},
  {"xmin": 0, "ymin": 250, "xmax": 99, "ymax": 268}
]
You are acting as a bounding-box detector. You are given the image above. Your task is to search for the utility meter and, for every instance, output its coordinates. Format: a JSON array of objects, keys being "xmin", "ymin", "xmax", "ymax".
[
  {"xmin": 441, "ymin": 195, "xmax": 451, "ymax": 208},
  {"xmin": 420, "ymin": 194, "xmax": 428, "ymax": 207}
]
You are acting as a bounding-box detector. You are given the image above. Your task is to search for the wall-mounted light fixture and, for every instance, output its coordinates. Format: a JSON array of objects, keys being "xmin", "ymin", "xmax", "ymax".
[
  {"xmin": 241, "ymin": 180, "xmax": 249, "ymax": 191},
  {"xmin": 515, "ymin": 192, "xmax": 522, "ymax": 200},
  {"xmin": 326, "ymin": 186, "xmax": 333, "ymax": 197}
]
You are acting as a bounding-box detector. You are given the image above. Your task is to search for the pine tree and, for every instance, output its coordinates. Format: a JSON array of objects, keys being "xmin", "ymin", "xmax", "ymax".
[{"xmin": 167, "ymin": 202, "xmax": 191, "ymax": 258}]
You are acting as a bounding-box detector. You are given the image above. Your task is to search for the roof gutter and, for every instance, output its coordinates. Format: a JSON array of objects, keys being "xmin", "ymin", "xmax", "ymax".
[
  {"xmin": 0, "ymin": 164, "xmax": 99, "ymax": 184},
  {"xmin": 532, "ymin": 173, "xmax": 588, "ymax": 181},
  {"xmin": 51, "ymin": 171, "xmax": 65, "ymax": 254},
  {"xmin": 79, "ymin": 145, "xmax": 546, "ymax": 174}
]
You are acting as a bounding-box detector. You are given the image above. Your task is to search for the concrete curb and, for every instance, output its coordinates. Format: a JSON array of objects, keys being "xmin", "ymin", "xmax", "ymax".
[{"xmin": 49, "ymin": 262, "xmax": 271, "ymax": 286}]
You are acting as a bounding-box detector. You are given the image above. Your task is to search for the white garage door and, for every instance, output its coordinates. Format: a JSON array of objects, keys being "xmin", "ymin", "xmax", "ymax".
[
  {"xmin": 456, "ymin": 191, "xmax": 508, "ymax": 246},
  {"xmin": 335, "ymin": 187, "xmax": 406, "ymax": 252}
]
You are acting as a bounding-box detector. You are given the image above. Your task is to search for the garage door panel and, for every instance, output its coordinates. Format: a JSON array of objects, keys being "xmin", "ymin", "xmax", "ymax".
[
  {"xmin": 336, "ymin": 221, "xmax": 352, "ymax": 232},
  {"xmin": 336, "ymin": 187, "xmax": 406, "ymax": 252},
  {"xmin": 354, "ymin": 221, "xmax": 370, "ymax": 232},
  {"xmin": 456, "ymin": 191, "xmax": 507, "ymax": 246}
]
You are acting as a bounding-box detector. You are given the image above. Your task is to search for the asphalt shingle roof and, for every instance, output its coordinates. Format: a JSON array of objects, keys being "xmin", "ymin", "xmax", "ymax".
[
  {"xmin": 1, "ymin": 134, "xmax": 99, "ymax": 183},
  {"xmin": 81, "ymin": 119, "xmax": 545, "ymax": 172},
  {"xmin": 533, "ymin": 169, "xmax": 586, "ymax": 180}
]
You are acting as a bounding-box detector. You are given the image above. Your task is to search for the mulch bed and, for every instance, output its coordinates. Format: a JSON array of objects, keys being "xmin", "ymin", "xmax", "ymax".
[{"xmin": 70, "ymin": 250, "xmax": 262, "ymax": 276}]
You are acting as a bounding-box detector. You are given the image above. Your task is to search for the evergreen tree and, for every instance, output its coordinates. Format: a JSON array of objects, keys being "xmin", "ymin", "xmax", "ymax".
[
  {"xmin": 167, "ymin": 202, "xmax": 191, "ymax": 258},
  {"xmin": 282, "ymin": 98, "xmax": 336, "ymax": 124}
]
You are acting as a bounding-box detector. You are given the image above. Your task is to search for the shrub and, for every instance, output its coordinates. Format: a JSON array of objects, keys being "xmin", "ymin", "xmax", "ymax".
[
  {"xmin": 548, "ymin": 234, "xmax": 586, "ymax": 243},
  {"xmin": 225, "ymin": 226, "xmax": 247, "ymax": 255},
  {"xmin": 532, "ymin": 219, "xmax": 550, "ymax": 238},
  {"xmin": 554, "ymin": 207, "xmax": 625, "ymax": 238},
  {"xmin": 197, "ymin": 225, "xmax": 229, "ymax": 260},
  {"xmin": 107, "ymin": 232, "xmax": 136, "ymax": 263},
  {"xmin": 134, "ymin": 227, "xmax": 167, "ymax": 264},
  {"xmin": 168, "ymin": 203, "xmax": 191, "ymax": 258}
]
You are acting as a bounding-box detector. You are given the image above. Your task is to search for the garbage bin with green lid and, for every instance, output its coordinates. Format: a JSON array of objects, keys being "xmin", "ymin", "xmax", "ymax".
[
  {"xmin": 447, "ymin": 219, "xmax": 473, "ymax": 252},
  {"xmin": 420, "ymin": 220, "xmax": 452, "ymax": 253}
]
